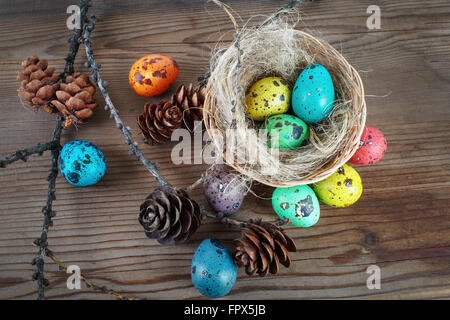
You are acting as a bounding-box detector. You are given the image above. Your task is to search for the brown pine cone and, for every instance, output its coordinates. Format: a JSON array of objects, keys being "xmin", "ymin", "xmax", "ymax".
[
  {"xmin": 138, "ymin": 187, "xmax": 201, "ymax": 244},
  {"xmin": 137, "ymin": 100, "xmax": 183, "ymax": 143},
  {"xmin": 233, "ymin": 221, "xmax": 296, "ymax": 276},
  {"xmin": 137, "ymin": 83, "xmax": 206, "ymax": 143},
  {"xmin": 51, "ymin": 72, "xmax": 97, "ymax": 127},
  {"xmin": 170, "ymin": 84, "xmax": 206, "ymax": 131},
  {"xmin": 17, "ymin": 56, "xmax": 60, "ymax": 112}
]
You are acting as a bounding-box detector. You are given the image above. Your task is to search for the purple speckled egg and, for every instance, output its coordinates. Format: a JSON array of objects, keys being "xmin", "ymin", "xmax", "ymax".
[{"xmin": 203, "ymin": 164, "xmax": 248, "ymax": 216}]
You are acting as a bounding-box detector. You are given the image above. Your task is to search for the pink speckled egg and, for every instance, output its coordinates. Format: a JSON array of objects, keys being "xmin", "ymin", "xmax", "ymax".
[{"xmin": 349, "ymin": 126, "xmax": 387, "ymax": 165}]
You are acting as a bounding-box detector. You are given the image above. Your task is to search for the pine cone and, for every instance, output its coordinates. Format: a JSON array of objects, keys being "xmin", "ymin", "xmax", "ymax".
[
  {"xmin": 233, "ymin": 221, "xmax": 296, "ymax": 276},
  {"xmin": 137, "ymin": 83, "xmax": 206, "ymax": 143},
  {"xmin": 17, "ymin": 56, "xmax": 60, "ymax": 112},
  {"xmin": 137, "ymin": 100, "xmax": 183, "ymax": 143},
  {"xmin": 171, "ymin": 84, "xmax": 206, "ymax": 131},
  {"xmin": 138, "ymin": 187, "xmax": 201, "ymax": 244},
  {"xmin": 51, "ymin": 72, "xmax": 97, "ymax": 127}
]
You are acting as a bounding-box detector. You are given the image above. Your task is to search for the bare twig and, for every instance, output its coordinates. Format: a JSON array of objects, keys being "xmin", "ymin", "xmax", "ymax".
[
  {"xmin": 62, "ymin": 0, "xmax": 92, "ymax": 79},
  {"xmin": 0, "ymin": 141, "xmax": 58, "ymax": 168},
  {"xmin": 82, "ymin": 15, "xmax": 171, "ymax": 188},
  {"xmin": 258, "ymin": 0, "xmax": 314, "ymax": 28},
  {"xmin": 201, "ymin": 207, "xmax": 290, "ymax": 229},
  {"xmin": 29, "ymin": 0, "xmax": 93, "ymax": 300},
  {"xmin": 31, "ymin": 115, "xmax": 64, "ymax": 300},
  {"xmin": 47, "ymin": 252, "xmax": 137, "ymax": 300},
  {"xmin": 183, "ymin": 163, "xmax": 217, "ymax": 193}
]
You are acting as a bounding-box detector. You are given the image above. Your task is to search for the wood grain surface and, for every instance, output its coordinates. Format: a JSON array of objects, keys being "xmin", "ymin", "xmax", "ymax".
[{"xmin": 0, "ymin": 0, "xmax": 449, "ymax": 300}]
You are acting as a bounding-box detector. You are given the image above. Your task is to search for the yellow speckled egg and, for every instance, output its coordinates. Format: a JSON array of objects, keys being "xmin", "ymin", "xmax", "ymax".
[
  {"xmin": 311, "ymin": 164, "xmax": 362, "ymax": 207},
  {"xmin": 245, "ymin": 77, "xmax": 291, "ymax": 121}
]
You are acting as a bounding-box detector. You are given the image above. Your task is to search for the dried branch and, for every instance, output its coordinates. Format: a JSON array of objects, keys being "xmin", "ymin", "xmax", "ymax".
[
  {"xmin": 31, "ymin": 115, "xmax": 64, "ymax": 300},
  {"xmin": 0, "ymin": 141, "xmax": 58, "ymax": 168},
  {"xmin": 82, "ymin": 15, "xmax": 171, "ymax": 188},
  {"xmin": 62, "ymin": 0, "xmax": 92, "ymax": 79},
  {"xmin": 201, "ymin": 208, "xmax": 290, "ymax": 229},
  {"xmin": 259, "ymin": 0, "xmax": 314, "ymax": 28},
  {"xmin": 29, "ymin": 0, "xmax": 93, "ymax": 300},
  {"xmin": 183, "ymin": 163, "xmax": 217, "ymax": 193},
  {"xmin": 47, "ymin": 252, "xmax": 137, "ymax": 300}
]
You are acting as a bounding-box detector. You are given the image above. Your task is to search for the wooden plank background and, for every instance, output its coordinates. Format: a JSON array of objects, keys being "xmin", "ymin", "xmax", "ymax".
[{"xmin": 0, "ymin": 0, "xmax": 449, "ymax": 300}]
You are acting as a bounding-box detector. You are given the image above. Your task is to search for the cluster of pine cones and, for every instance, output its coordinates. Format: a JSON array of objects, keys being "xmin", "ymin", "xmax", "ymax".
[
  {"xmin": 17, "ymin": 56, "xmax": 97, "ymax": 127},
  {"xmin": 138, "ymin": 187, "xmax": 296, "ymax": 276}
]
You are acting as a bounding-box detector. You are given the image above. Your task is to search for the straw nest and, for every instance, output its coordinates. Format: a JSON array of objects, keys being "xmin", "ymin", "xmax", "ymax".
[{"xmin": 203, "ymin": 17, "xmax": 366, "ymax": 187}]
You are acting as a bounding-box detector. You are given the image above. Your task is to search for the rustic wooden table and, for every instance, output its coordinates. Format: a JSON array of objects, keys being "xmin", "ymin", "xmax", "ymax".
[{"xmin": 0, "ymin": 0, "xmax": 449, "ymax": 300}]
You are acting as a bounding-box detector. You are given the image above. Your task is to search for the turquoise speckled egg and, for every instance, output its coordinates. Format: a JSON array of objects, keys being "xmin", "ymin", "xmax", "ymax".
[
  {"xmin": 59, "ymin": 140, "xmax": 106, "ymax": 187},
  {"xmin": 191, "ymin": 239, "xmax": 237, "ymax": 298},
  {"xmin": 292, "ymin": 64, "xmax": 335, "ymax": 123},
  {"xmin": 261, "ymin": 114, "xmax": 309, "ymax": 149},
  {"xmin": 272, "ymin": 185, "xmax": 320, "ymax": 228}
]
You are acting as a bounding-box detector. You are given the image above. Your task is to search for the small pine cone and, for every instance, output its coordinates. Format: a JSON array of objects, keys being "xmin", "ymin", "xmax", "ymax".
[
  {"xmin": 17, "ymin": 56, "xmax": 60, "ymax": 112},
  {"xmin": 233, "ymin": 221, "xmax": 296, "ymax": 276},
  {"xmin": 50, "ymin": 72, "xmax": 97, "ymax": 127},
  {"xmin": 171, "ymin": 84, "xmax": 206, "ymax": 131},
  {"xmin": 137, "ymin": 83, "xmax": 206, "ymax": 143},
  {"xmin": 138, "ymin": 187, "xmax": 201, "ymax": 244},
  {"xmin": 137, "ymin": 100, "xmax": 184, "ymax": 143}
]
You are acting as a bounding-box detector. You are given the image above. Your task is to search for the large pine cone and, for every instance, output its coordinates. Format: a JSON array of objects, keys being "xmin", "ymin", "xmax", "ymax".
[
  {"xmin": 137, "ymin": 83, "xmax": 205, "ymax": 143},
  {"xmin": 17, "ymin": 56, "xmax": 60, "ymax": 112},
  {"xmin": 51, "ymin": 72, "xmax": 97, "ymax": 127},
  {"xmin": 171, "ymin": 84, "xmax": 206, "ymax": 131},
  {"xmin": 233, "ymin": 221, "xmax": 296, "ymax": 276},
  {"xmin": 137, "ymin": 100, "xmax": 183, "ymax": 143},
  {"xmin": 138, "ymin": 188, "xmax": 201, "ymax": 244}
]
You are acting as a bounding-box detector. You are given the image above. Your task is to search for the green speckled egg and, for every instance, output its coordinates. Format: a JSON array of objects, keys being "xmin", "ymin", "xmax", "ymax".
[
  {"xmin": 272, "ymin": 185, "xmax": 320, "ymax": 228},
  {"xmin": 311, "ymin": 164, "xmax": 363, "ymax": 207},
  {"xmin": 292, "ymin": 64, "xmax": 335, "ymax": 123},
  {"xmin": 245, "ymin": 77, "xmax": 291, "ymax": 121},
  {"xmin": 261, "ymin": 114, "xmax": 309, "ymax": 149}
]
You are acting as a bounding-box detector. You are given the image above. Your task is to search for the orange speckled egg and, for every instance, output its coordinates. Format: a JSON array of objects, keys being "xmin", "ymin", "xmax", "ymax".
[{"xmin": 129, "ymin": 54, "xmax": 179, "ymax": 97}]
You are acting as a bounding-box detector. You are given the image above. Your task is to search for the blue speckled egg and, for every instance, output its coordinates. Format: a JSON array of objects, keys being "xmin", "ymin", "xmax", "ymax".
[
  {"xmin": 292, "ymin": 64, "xmax": 335, "ymax": 123},
  {"xmin": 272, "ymin": 185, "xmax": 320, "ymax": 228},
  {"xmin": 203, "ymin": 164, "xmax": 248, "ymax": 217},
  {"xmin": 191, "ymin": 239, "xmax": 237, "ymax": 298},
  {"xmin": 59, "ymin": 140, "xmax": 106, "ymax": 187}
]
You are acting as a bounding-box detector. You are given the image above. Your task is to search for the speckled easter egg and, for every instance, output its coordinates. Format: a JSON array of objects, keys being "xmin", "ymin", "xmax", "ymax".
[
  {"xmin": 59, "ymin": 140, "xmax": 106, "ymax": 187},
  {"xmin": 203, "ymin": 164, "xmax": 248, "ymax": 216},
  {"xmin": 245, "ymin": 77, "xmax": 291, "ymax": 121},
  {"xmin": 261, "ymin": 114, "xmax": 309, "ymax": 149},
  {"xmin": 272, "ymin": 185, "xmax": 320, "ymax": 228},
  {"xmin": 312, "ymin": 164, "xmax": 362, "ymax": 207},
  {"xmin": 129, "ymin": 54, "xmax": 179, "ymax": 97},
  {"xmin": 349, "ymin": 126, "xmax": 387, "ymax": 165},
  {"xmin": 191, "ymin": 239, "xmax": 237, "ymax": 298},
  {"xmin": 292, "ymin": 64, "xmax": 335, "ymax": 123}
]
